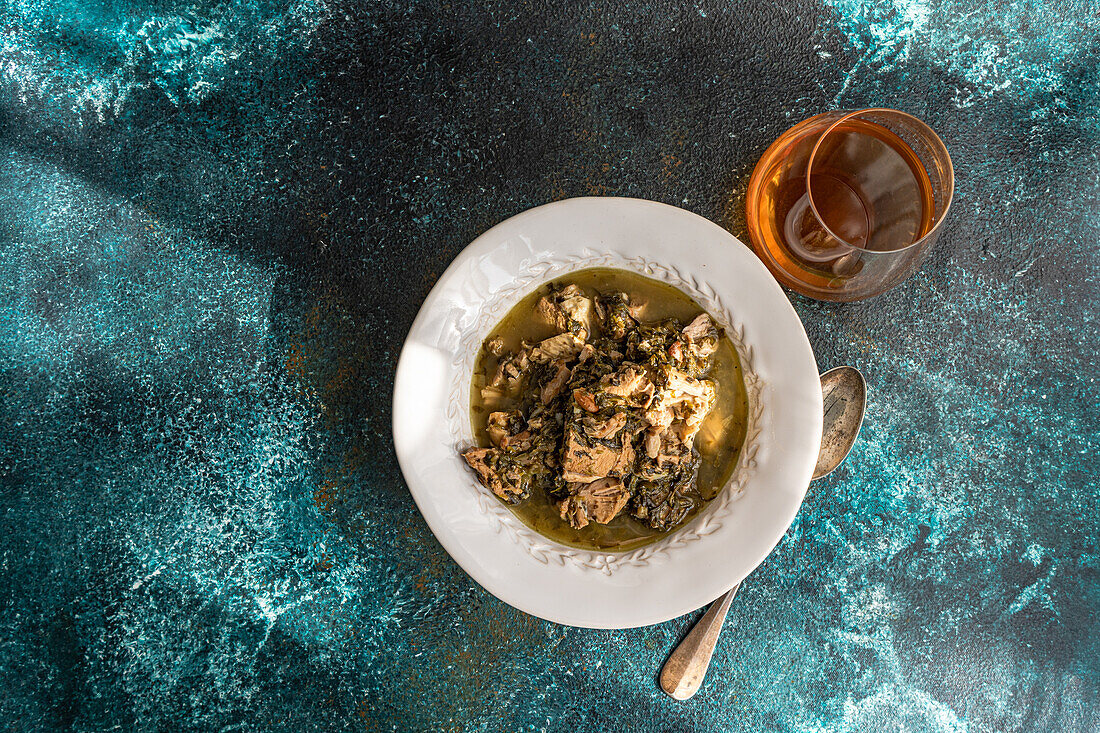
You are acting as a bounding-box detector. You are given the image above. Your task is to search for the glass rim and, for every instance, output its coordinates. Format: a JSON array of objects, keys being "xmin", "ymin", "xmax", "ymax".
[{"xmin": 804, "ymin": 107, "xmax": 955, "ymax": 255}]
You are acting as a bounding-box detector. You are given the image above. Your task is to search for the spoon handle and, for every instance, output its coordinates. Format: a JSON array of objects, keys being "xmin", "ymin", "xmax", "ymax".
[{"xmin": 659, "ymin": 582, "xmax": 741, "ymax": 700}]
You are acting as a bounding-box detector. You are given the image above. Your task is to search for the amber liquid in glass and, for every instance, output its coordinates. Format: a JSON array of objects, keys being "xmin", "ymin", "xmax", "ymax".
[{"xmin": 749, "ymin": 118, "xmax": 937, "ymax": 288}]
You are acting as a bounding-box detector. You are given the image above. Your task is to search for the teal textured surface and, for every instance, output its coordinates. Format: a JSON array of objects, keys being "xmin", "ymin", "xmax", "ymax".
[{"xmin": 0, "ymin": 0, "xmax": 1097, "ymax": 730}]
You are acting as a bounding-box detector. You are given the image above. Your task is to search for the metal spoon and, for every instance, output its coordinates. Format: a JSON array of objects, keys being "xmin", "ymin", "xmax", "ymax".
[{"xmin": 659, "ymin": 366, "xmax": 867, "ymax": 700}]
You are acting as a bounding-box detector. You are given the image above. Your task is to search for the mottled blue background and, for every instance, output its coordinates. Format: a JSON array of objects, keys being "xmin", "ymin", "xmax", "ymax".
[{"xmin": 1, "ymin": 0, "xmax": 1097, "ymax": 730}]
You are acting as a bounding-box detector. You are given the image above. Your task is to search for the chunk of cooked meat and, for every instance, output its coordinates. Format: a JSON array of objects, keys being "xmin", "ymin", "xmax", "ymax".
[
  {"xmin": 579, "ymin": 411, "xmax": 629, "ymax": 440},
  {"xmin": 668, "ymin": 341, "xmax": 684, "ymax": 362},
  {"xmin": 635, "ymin": 429, "xmax": 695, "ymax": 481},
  {"xmin": 681, "ymin": 313, "xmax": 719, "ymax": 362},
  {"xmin": 560, "ymin": 426, "xmax": 636, "ymax": 483},
  {"xmin": 486, "ymin": 411, "xmax": 513, "ymax": 447},
  {"xmin": 486, "ymin": 410, "xmax": 533, "ymax": 450},
  {"xmin": 535, "ymin": 297, "xmax": 561, "ymax": 330},
  {"xmin": 488, "ymin": 350, "xmax": 531, "ymax": 393},
  {"xmin": 626, "ymin": 296, "xmax": 649, "ymax": 320},
  {"xmin": 530, "ymin": 333, "xmax": 584, "ymax": 363},
  {"xmin": 558, "ymin": 478, "xmax": 632, "ymax": 529},
  {"xmin": 665, "ymin": 367, "xmax": 714, "ymax": 399},
  {"xmin": 644, "ymin": 367, "xmax": 716, "ymax": 435},
  {"xmin": 668, "ymin": 419, "xmax": 699, "ymax": 444},
  {"xmin": 598, "ymin": 364, "xmax": 655, "ymax": 407},
  {"xmin": 682, "ymin": 313, "xmax": 716, "ymax": 344},
  {"xmin": 536, "ymin": 284, "xmax": 595, "ymax": 337},
  {"xmin": 585, "ymin": 478, "xmax": 631, "ymax": 522},
  {"xmin": 600, "ymin": 364, "xmax": 646, "ymax": 397},
  {"xmin": 558, "ymin": 287, "xmax": 595, "ymax": 335},
  {"xmin": 479, "ymin": 385, "xmax": 506, "ymax": 410},
  {"xmin": 643, "ymin": 406, "xmax": 673, "ymax": 431},
  {"xmin": 557, "ymin": 493, "xmax": 590, "ymax": 529},
  {"xmin": 572, "ymin": 388, "xmax": 599, "ymax": 413},
  {"xmin": 462, "ymin": 447, "xmax": 528, "ymax": 502},
  {"xmin": 540, "ymin": 363, "xmax": 572, "ymax": 404}
]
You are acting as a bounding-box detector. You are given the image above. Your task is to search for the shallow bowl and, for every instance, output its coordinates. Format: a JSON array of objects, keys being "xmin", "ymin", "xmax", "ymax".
[{"xmin": 393, "ymin": 197, "xmax": 821, "ymax": 628}]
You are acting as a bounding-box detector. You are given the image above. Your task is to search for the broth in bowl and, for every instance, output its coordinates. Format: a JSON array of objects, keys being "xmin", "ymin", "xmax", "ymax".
[{"xmin": 465, "ymin": 268, "xmax": 748, "ymax": 552}]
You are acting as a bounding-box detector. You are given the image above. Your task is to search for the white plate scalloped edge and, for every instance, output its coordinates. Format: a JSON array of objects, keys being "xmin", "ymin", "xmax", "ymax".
[{"xmin": 393, "ymin": 197, "xmax": 822, "ymax": 629}]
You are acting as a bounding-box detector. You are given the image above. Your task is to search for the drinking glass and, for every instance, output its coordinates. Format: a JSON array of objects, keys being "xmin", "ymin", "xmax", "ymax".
[{"xmin": 745, "ymin": 108, "xmax": 954, "ymax": 301}]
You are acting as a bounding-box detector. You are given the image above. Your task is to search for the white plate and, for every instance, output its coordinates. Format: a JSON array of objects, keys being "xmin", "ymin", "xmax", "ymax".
[{"xmin": 393, "ymin": 197, "xmax": 821, "ymax": 628}]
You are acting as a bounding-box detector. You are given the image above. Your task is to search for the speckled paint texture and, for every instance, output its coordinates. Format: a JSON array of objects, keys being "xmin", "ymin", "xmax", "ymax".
[{"xmin": 0, "ymin": 0, "xmax": 1097, "ymax": 730}]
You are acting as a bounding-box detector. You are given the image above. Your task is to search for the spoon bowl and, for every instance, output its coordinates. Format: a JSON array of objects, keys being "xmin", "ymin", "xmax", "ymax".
[{"xmin": 814, "ymin": 366, "xmax": 867, "ymax": 479}]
